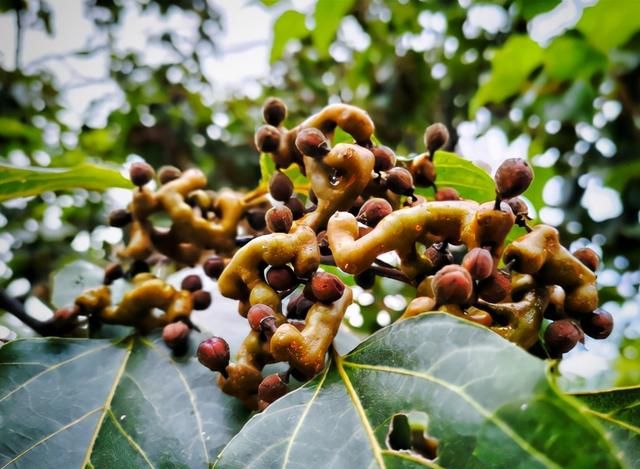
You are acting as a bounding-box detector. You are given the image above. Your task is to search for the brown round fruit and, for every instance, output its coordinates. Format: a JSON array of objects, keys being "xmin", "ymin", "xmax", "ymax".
[
  {"xmin": 162, "ymin": 321, "xmax": 190, "ymax": 353},
  {"xmin": 197, "ymin": 337, "xmax": 230, "ymax": 374},
  {"xmin": 247, "ymin": 304, "xmax": 276, "ymax": 332},
  {"xmin": 266, "ymin": 265, "xmax": 298, "ymax": 291},
  {"xmin": 203, "ymin": 256, "xmax": 225, "ymax": 279},
  {"xmin": 255, "ymin": 125, "xmax": 281, "ymax": 152},
  {"xmin": 262, "ymin": 97, "xmax": 287, "ymax": 126},
  {"xmin": 424, "ymin": 123, "xmax": 450, "ymax": 156},
  {"xmin": 386, "ymin": 167, "xmax": 414, "ymax": 196},
  {"xmin": 258, "ymin": 373, "xmax": 288, "ymax": 404},
  {"xmin": 269, "ymin": 172, "xmax": 294, "ymax": 202},
  {"xmin": 544, "ymin": 320, "xmax": 583, "ymax": 356},
  {"xmin": 494, "ymin": 158, "xmax": 533, "ymax": 199},
  {"xmin": 432, "ymin": 265, "xmax": 473, "ymax": 305},
  {"xmin": 573, "ymin": 248, "xmax": 600, "ymax": 272},
  {"xmin": 295, "ymin": 128, "xmax": 330, "ymax": 157},
  {"xmin": 158, "ymin": 165, "xmax": 182, "ymax": 185},
  {"xmin": 371, "ymin": 146, "xmax": 396, "ymax": 172},
  {"xmin": 181, "ymin": 274, "xmax": 203, "ymax": 292},
  {"xmin": 266, "ymin": 205, "xmax": 293, "ymax": 233},
  {"xmin": 462, "ymin": 248, "xmax": 494, "ymax": 281},
  {"xmin": 129, "ymin": 162, "xmax": 155, "ymax": 187},
  {"xmin": 580, "ymin": 309, "xmax": 613, "ymax": 339},
  {"xmin": 356, "ymin": 198, "xmax": 393, "ymax": 227},
  {"xmin": 435, "ymin": 187, "xmax": 460, "ymax": 201},
  {"xmin": 310, "ymin": 272, "xmax": 345, "ymax": 303},
  {"xmin": 192, "ymin": 290, "xmax": 212, "ymax": 310},
  {"xmin": 411, "ymin": 154, "xmax": 437, "ymax": 187}
]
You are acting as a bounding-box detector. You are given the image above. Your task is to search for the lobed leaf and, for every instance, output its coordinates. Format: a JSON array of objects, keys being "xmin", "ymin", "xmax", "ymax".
[
  {"xmin": 0, "ymin": 163, "xmax": 132, "ymax": 202},
  {"xmin": 216, "ymin": 314, "xmax": 626, "ymax": 468}
]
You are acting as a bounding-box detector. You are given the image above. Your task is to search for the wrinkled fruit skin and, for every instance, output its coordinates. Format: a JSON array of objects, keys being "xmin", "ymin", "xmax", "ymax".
[
  {"xmin": 462, "ymin": 248, "xmax": 493, "ymax": 281},
  {"xmin": 357, "ymin": 198, "xmax": 393, "ymax": 227},
  {"xmin": 258, "ymin": 373, "xmax": 288, "ymax": 404},
  {"xmin": 494, "ymin": 158, "xmax": 533, "ymax": 199},
  {"xmin": 433, "ymin": 265, "xmax": 473, "ymax": 305},
  {"xmin": 197, "ymin": 337, "xmax": 230, "ymax": 373},
  {"xmin": 162, "ymin": 321, "xmax": 190, "ymax": 353},
  {"xmin": 295, "ymin": 128, "xmax": 330, "ymax": 157},
  {"xmin": 266, "ymin": 206, "xmax": 293, "ymax": 233},
  {"xmin": 247, "ymin": 304, "xmax": 276, "ymax": 332},
  {"xmin": 544, "ymin": 320, "xmax": 583, "ymax": 356},
  {"xmin": 310, "ymin": 272, "xmax": 345, "ymax": 303},
  {"xmin": 580, "ymin": 309, "xmax": 613, "ymax": 339}
]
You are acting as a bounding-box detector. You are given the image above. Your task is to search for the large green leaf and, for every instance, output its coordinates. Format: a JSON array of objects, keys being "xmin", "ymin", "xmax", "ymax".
[
  {"xmin": 543, "ymin": 36, "xmax": 606, "ymax": 81},
  {"xmin": 0, "ymin": 163, "xmax": 132, "ymax": 202},
  {"xmin": 312, "ymin": 0, "xmax": 354, "ymax": 57},
  {"xmin": 216, "ymin": 314, "xmax": 625, "ymax": 468},
  {"xmin": 471, "ymin": 35, "xmax": 543, "ymax": 114},
  {"xmin": 0, "ymin": 333, "xmax": 251, "ymax": 468},
  {"xmin": 414, "ymin": 151, "xmax": 496, "ymax": 203},
  {"xmin": 577, "ymin": 0, "xmax": 640, "ymax": 52},
  {"xmin": 270, "ymin": 10, "xmax": 309, "ymax": 63},
  {"xmin": 573, "ymin": 386, "xmax": 640, "ymax": 468}
]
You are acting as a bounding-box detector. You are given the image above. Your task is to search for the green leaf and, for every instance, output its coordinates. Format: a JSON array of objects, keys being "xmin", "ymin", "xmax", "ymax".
[
  {"xmin": 414, "ymin": 151, "xmax": 496, "ymax": 203},
  {"xmin": 216, "ymin": 314, "xmax": 624, "ymax": 468},
  {"xmin": 573, "ymin": 386, "xmax": 640, "ymax": 467},
  {"xmin": 0, "ymin": 117, "xmax": 42, "ymax": 143},
  {"xmin": 312, "ymin": 0, "xmax": 354, "ymax": 57},
  {"xmin": 0, "ymin": 163, "xmax": 132, "ymax": 202},
  {"xmin": 0, "ymin": 333, "xmax": 251, "ymax": 468},
  {"xmin": 543, "ymin": 36, "xmax": 606, "ymax": 81},
  {"xmin": 471, "ymin": 35, "xmax": 544, "ymax": 114},
  {"xmin": 270, "ymin": 10, "xmax": 309, "ymax": 63},
  {"xmin": 516, "ymin": 0, "xmax": 561, "ymax": 20},
  {"xmin": 51, "ymin": 260, "xmax": 104, "ymax": 309},
  {"xmin": 578, "ymin": 0, "xmax": 640, "ymax": 52}
]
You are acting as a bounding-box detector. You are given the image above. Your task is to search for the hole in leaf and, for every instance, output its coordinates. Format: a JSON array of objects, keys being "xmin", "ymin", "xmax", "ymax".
[{"xmin": 386, "ymin": 411, "xmax": 438, "ymax": 461}]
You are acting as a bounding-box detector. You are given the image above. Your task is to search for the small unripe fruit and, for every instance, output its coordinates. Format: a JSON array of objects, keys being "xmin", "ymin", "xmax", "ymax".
[
  {"xmin": 246, "ymin": 209, "xmax": 267, "ymax": 231},
  {"xmin": 285, "ymin": 197, "xmax": 305, "ymax": 220},
  {"xmin": 181, "ymin": 274, "xmax": 203, "ymax": 292},
  {"xmin": 103, "ymin": 263, "xmax": 124, "ymax": 285},
  {"xmin": 266, "ymin": 266, "xmax": 298, "ymax": 291},
  {"xmin": 269, "ymin": 172, "xmax": 294, "ymax": 202},
  {"xmin": 477, "ymin": 269, "xmax": 511, "ymax": 303},
  {"xmin": 435, "ymin": 187, "xmax": 460, "ymax": 201},
  {"xmin": 410, "ymin": 154, "xmax": 436, "ymax": 187},
  {"xmin": 128, "ymin": 260, "xmax": 150, "ymax": 277},
  {"xmin": 197, "ymin": 337, "xmax": 230, "ymax": 375},
  {"xmin": 258, "ymin": 373, "xmax": 288, "ymax": 404},
  {"xmin": 310, "ymin": 272, "xmax": 345, "ymax": 303},
  {"xmin": 432, "ymin": 265, "xmax": 473, "ymax": 305},
  {"xmin": 162, "ymin": 321, "xmax": 190, "ymax": 353},
  {"xmin": 386, "ymin": 167, "xmax": 414, "ymax": 196},
  {"xmin": 192, "ymin": 290, "xmax": 212, "ymax": 310},
  {"xmin": 262, "ymin": 97, "xmax": 287, "ymax": 126},
  {"xmin": 203, "ymin": 256, "xmax": 225, "ymax": 279},
  {"xmin": 295, "ymin": 128, "xmax": 330, "ymax": 157},
  {"xmin": 371, "ymin": 146, "xmax": 396, "ymax": 172},
  {"xmin": 129, "ymin": 162, "xmax": 154, "ymax": 187},
  {"xmin": 425, "ymin": 244, "xmax": 454, "ymax": 272},
  {"xmin": 266, "ymin": 205, "xmax": 293, "ymax": 233},
  {"xmin": 356, "ymin": 198, "xmax": 393, "ymax": 227},
  {"xmin": 247, "ymin": 304, "xmax": 276, "ymax": 332},
  {"xmin": 108, "ymin": 209, "xmax": 132, "ymax": 228},
  {"xmin": 355, "ymin": 269, "xmax": 376, "ymax": 289},
  {"xmin": 255, "ymin": 125, "xmax": 281, "ymax": 152},
  {"xmin": 544, "ymin": 320, "xmax": 583, "ymax": 356},
  {"xmin": 580, "ymin": 309, "xmax": 613, "ymax": 339},
  {"xmin": 494, "ymin": 158, "xmax": 533, "ymax": 199},
  {"xmin": 157, "ymin": 165, "xmax": 181, "ymax": 185},
  {"xmin": 462, "ymin": 248, "xmax": 494, "ymax": 281},
  {"xmin": 424, "ymin": 123, "xmax": 450, "ymax": 156},
  {"xmin": 573, "ymin": 248, "xmax": 600, "ymax": 272},
  {"xmin": 506, "ymin": 197, "xmax": 529, "ymax": 217},
  {"xmin": 287, "ymin": 294, "xmax": 314, "ymax": 320}
]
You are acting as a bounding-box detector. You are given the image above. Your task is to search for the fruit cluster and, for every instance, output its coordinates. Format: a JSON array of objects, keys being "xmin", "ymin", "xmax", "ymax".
[{"xmin": 52, "ymin": 98, "xmax": 612, "ymax": 410}]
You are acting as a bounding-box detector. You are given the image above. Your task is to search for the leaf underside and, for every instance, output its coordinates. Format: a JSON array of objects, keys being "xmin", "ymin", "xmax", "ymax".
[{"xmin": 216, "ymin": 314, "xmax": 627, "ymax": 469}]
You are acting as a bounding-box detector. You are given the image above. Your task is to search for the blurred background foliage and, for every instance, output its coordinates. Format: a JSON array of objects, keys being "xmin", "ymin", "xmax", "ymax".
[{"xmin": 0, "ymin": 0, "xmax": 638, "ymax": 386}]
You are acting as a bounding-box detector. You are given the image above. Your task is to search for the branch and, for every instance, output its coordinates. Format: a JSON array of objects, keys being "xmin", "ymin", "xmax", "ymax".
[
  {"xmin": 0, "ymin": 288, "xmax": 62, "ymax": 336},
  {"xmin": 15, "ymin": 8, "xmax": 22, "ymax": 69}
]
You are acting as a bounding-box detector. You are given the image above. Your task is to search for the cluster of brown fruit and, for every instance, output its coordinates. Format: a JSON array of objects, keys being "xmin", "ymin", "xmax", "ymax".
[{"xmin": 55, "ymin": 98, "xmax": 612, "ymax": 410}]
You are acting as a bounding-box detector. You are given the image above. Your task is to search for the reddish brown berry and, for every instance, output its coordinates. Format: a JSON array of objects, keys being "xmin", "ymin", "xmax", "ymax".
[
  {"xmin": 108, "ymin": 209, "xmax": 132, "ymax": 228},
  {"xmin": 266, "ymin": 205, "xmax": 293, "ymax": 233},
  {"xmin": 258, "ymin": 373, "xmax": 288, "ymax": 404},
  {"xmin": 425, "ymin": 243, "xmax": 454, "ymax": 272},
  {"xmin": 372, "ymin": 146, "xmax": 396, "ymax": 172},
  {"xmin": 435, "ymin": 187, "xmax": 460, "ymax": 201},
  {"xmin": 181, "ymin": 274, "xmax": 203, "ymax": 292},
  {"xmin": 506, "ymin": 197, "xmax": 529, "ymax": 217},
  {"xmin": 433, "ymin": 265, "xmax": 473, "ymax": 305},
  {"xmin": 287, "ymin": 294, "xmax": 314, "ymax": 320},
  {"xmin": 128, "ymin": 260, "xmax": 150, "ymax": 277},
  {"xmin": 573, "ymin": 248, "xmax": 600, "ymax": 272},
  {"xmin": 192, "ymin": 290, "xmax": 212, "ymax": 310},
  {"xmin": 462, "ymin": 248, "xmax": 494, "ymax": 281},
  {"xmin": 544, "ymin": 320, "xmax": 583, "ymax": 356},
  {"xmin": 247, "ymin": 304, "xmax": 276, "ymax": 331},
  {"xmin": 356, "ymin": 198, "xmax": 393, "ymax": 227},
  {"xmin": 246, "ymin": 209, "xmax": 267, "ymax": 231},
  {"xmin": 262, "ymin": 97, "xmax": 287, "ymax": 126},
  {"xmin": 158, "ymin": 165, "xmax": 182, "ymax": 185},
  {"xmin": 266, "ymin": 266, "xmax": 298, "ymax": 291},
  {"xmin": 310, "ymin": 272, "xmax": 345, "ymax": 303},
  {"xmin": 203, "ymin": 256, "xmax": 225, "ymax": 279},
  {"xmin": 386, "ymin": 167, "xmax": 414, "ymax": 196},
  {"xmin": 295, "ymin": 128, "xmax": 330, "ymax": 157},
  {"xmin": 495, "ymin": 158, "xmax": 533, "ymax": 199},
  {"xmin": 129, "ymin": 162, "xmax": 155, "ymax": 187},
  {"xmin": 103, "ymin": 263, "xmax": 124, "ymax": 285},
  {"xmin": 255, "ymin": 125, "xmax": 281, "ymax": 152},
  {"xmin": 285, "ymin": 197, "xmax": 305, "ymax": 220},
  {"xmin": 269, "ymin": 172, "xmax": 294, "ymax": 202},
  {"xmin": 477, "ymin": 269, "xmax": 512, "ymax": 303},
  {"xmin": 197, "ymin": 337, "xmax": 230, "ymax": 375},
  {"xmin": 580, "ymin": 309, "xmax": 613, "ymax": 339},
  {"xmin": 316, "ymin": 231, "xmax": 331, "ymax": 256},
  {"xmin": 355, "ymin": 269, "xmax": 376, "ymax": 289},
  {"xmin": 424, "ymin": 123, "xmax": 450, "ymax": 156},
  {"xmin": 162, "ymin": 321, "xmax": 190, "ymax": 353},
  {"xmin": 411, "ymin": 154, "xmax": 437, "ymax": 187}
]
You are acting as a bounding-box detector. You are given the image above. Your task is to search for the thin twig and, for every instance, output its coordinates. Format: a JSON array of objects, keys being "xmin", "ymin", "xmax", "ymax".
[
  {"xmin": 15, "ymin": 8, "xmax": 22, "ymax": 69},
  {"xmin": 0, "ymin": 288, "xmax": 58, "ymax": 336}
]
